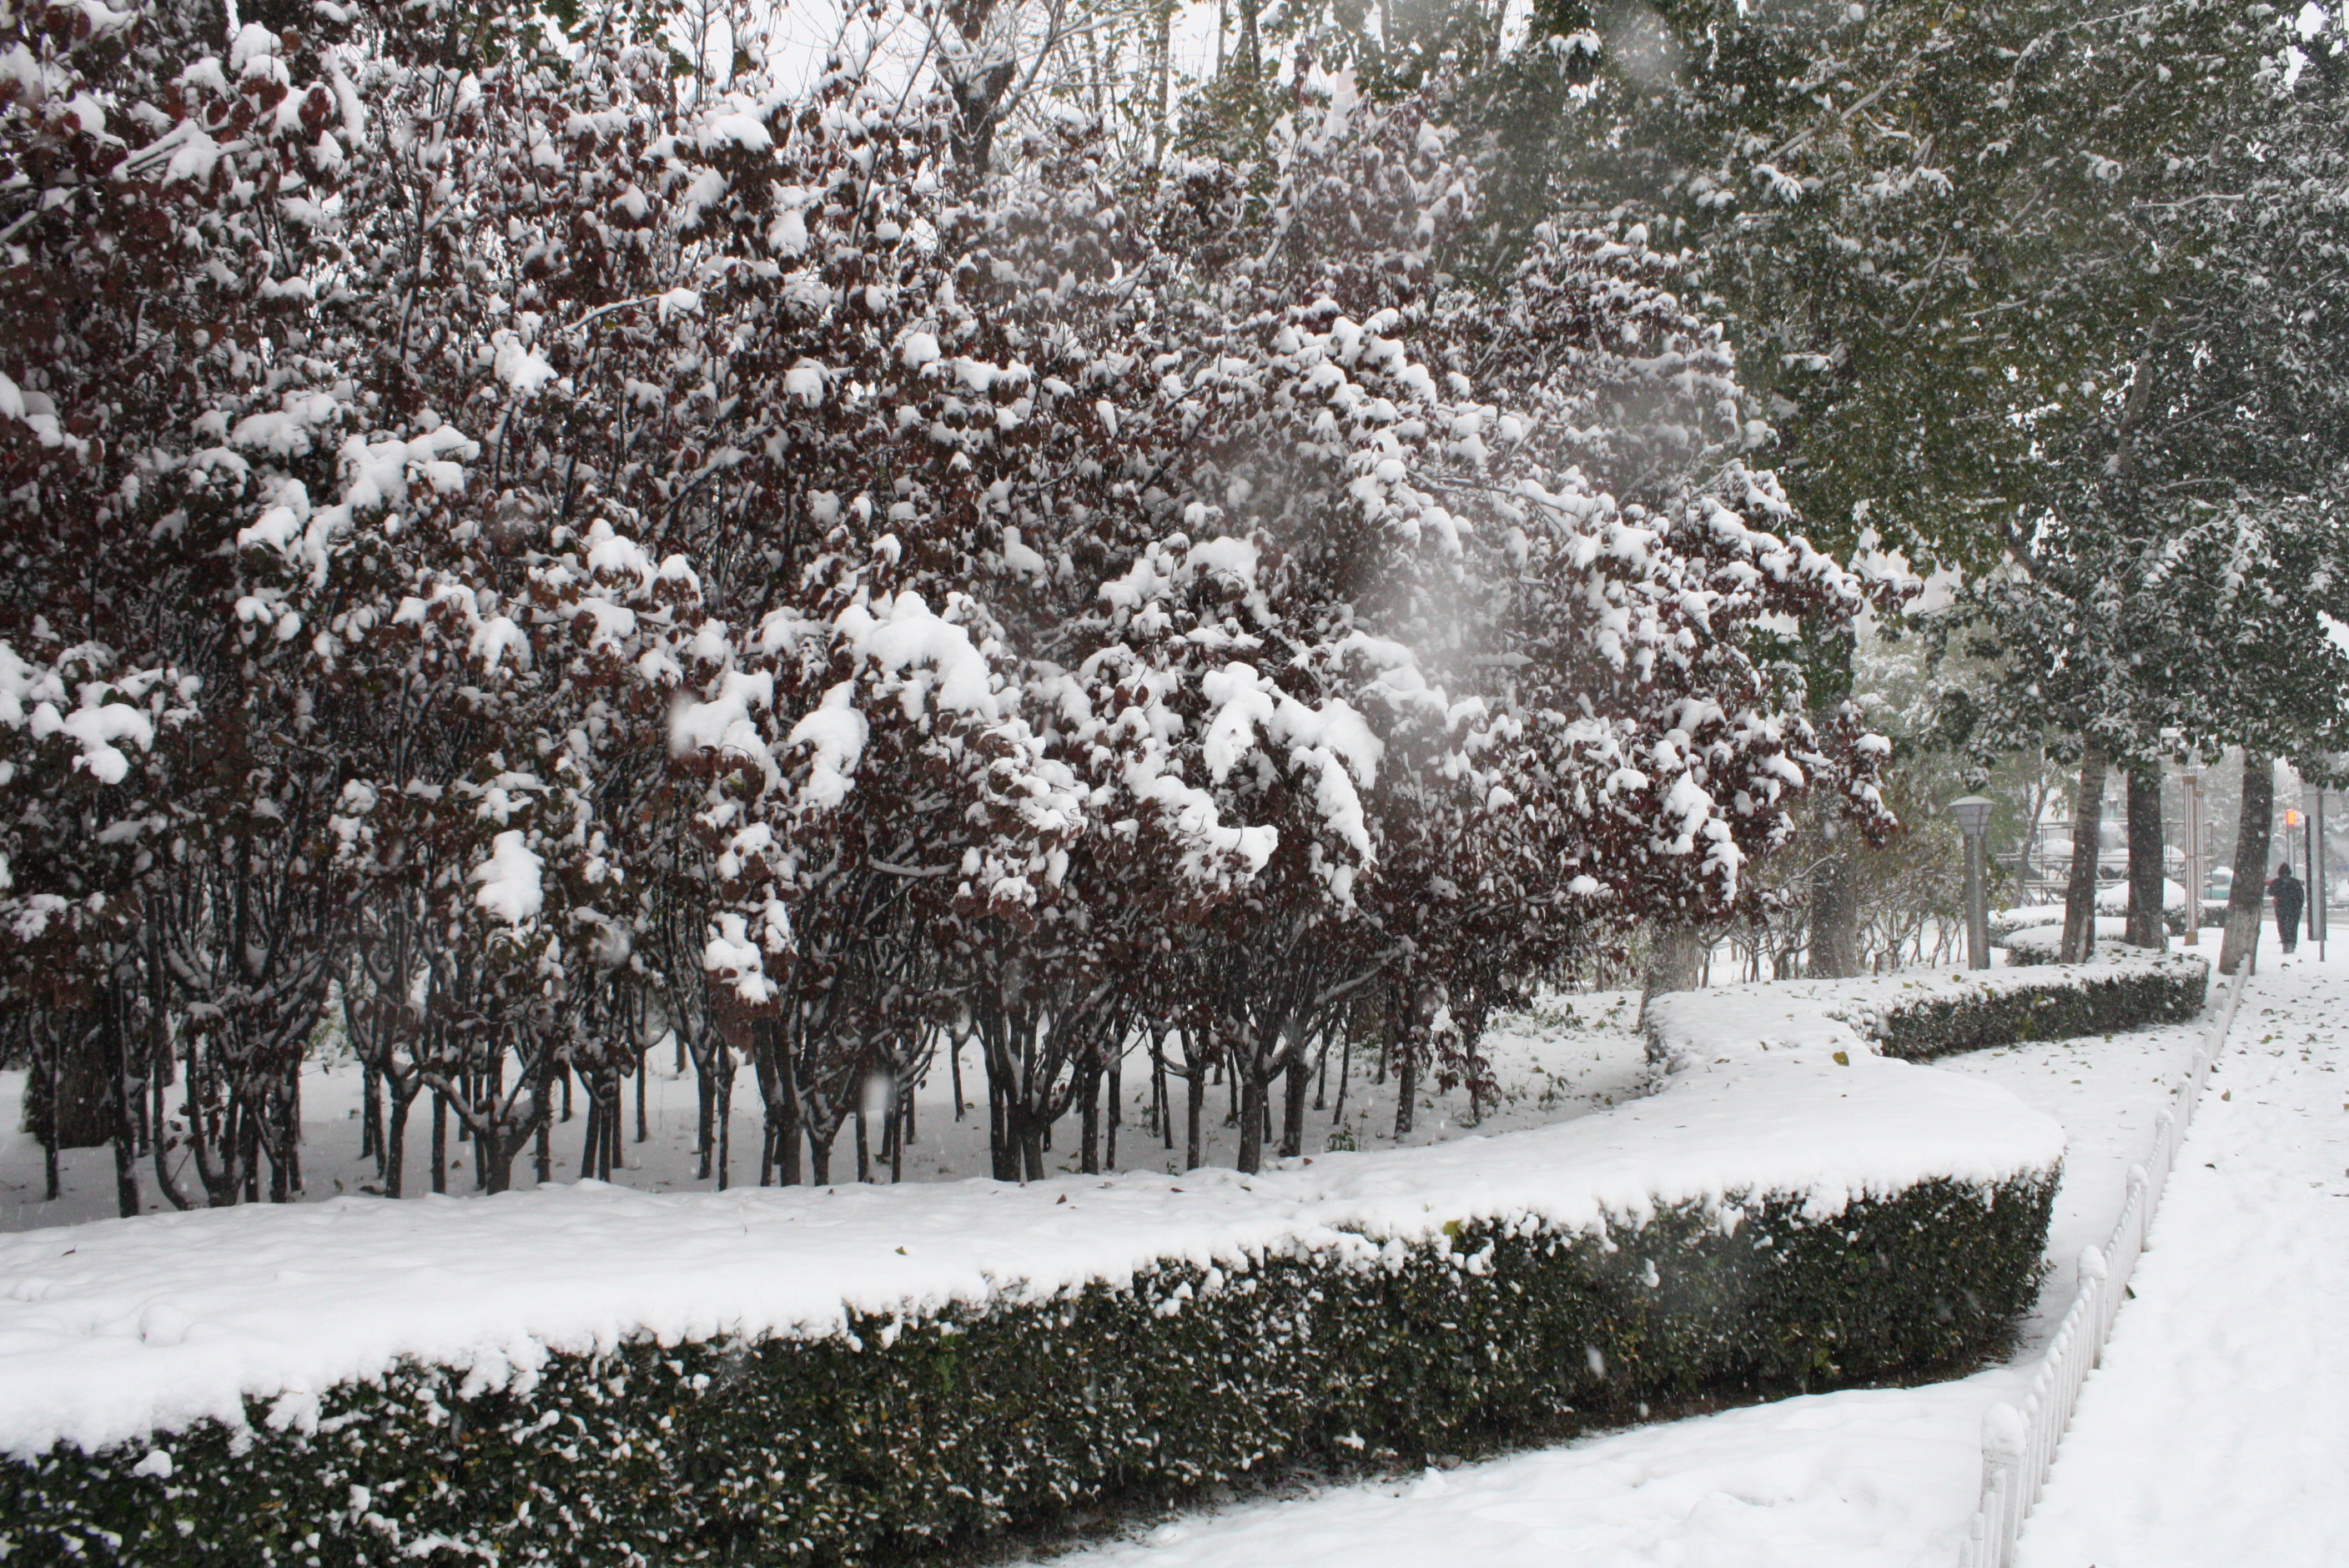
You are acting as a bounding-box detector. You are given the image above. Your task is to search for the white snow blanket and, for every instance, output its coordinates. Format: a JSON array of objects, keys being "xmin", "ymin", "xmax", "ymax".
[
  {"xmin": 0, "ymin": 1040, "xmax": 2064, "ymax": 1462},
  {"xmin": 1642, "ymin": 952, "xmax": 2204, "ymax": 1075},
  {"xmin": 2019, "ymin": 956, "xmax": 2349, "ymax": 1567}
]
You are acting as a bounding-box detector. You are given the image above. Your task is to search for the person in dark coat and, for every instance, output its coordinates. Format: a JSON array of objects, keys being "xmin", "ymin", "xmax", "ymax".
[{"xmin": 2269, "ymin": 862, "xmax": 2305, "ymax": 953}]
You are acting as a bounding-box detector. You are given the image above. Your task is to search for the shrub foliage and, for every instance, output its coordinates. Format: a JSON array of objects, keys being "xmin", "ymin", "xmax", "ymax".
[
  {"xmin": 2, "ymin": 1174, "xmax": 2053, "ymax": 1566},
  {"xmin": 1869, "ymin": 959, "xmax": 2206, "ymax": 1058}
]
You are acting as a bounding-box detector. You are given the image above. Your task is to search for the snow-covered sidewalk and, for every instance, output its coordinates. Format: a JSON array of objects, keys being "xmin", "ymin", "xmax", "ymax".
[
  {"xmin": 1019, "ymin": 1003, "xmax": 2225, "ymax": 1568},
  {"xmin": 2018, "ymin": 950, "xmax": 2349, "ymax": 1568}
]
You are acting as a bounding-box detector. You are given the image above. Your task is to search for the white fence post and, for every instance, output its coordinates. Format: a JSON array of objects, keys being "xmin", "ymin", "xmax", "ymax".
[{"xmin": 1951, "ymin": 961, "xmax": 2248, "ymax": 1565}]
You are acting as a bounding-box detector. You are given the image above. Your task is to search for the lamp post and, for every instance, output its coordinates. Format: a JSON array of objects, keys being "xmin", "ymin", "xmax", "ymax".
[{"xmin": 1953, "ymin": 796, "xmax": 1994, "ymax": 971}]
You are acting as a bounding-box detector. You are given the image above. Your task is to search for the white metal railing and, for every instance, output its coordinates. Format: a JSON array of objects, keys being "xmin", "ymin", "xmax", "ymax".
[{"xmin": 1955, "ymin": 957, "xmax": 2251, "ymax": 1568}]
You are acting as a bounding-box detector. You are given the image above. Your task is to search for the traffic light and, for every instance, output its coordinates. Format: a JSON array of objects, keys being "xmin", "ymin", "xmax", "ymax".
[{"xmin": 2286, "ymin": 809, "xmax": 2305, "ymax": 828}]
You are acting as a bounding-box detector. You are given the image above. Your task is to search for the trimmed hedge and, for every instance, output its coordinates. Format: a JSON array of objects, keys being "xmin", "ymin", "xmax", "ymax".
[
  {"xmin": 1644, "ymin": 954, "xmax": 2208, "ymax": 1078},
  {"xmin": 0, "ymin": 1173, "xmax": 2055, "ymax": 1566},
  {"xmin": 1864, "ymin": 957, "xmax": 2206, "ymax": 1059}
]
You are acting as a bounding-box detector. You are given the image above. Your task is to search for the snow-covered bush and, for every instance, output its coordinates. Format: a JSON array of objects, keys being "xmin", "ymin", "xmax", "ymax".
[{"xmin": 0, "ymin": 0, "xmax": 1890, "ymax": 1204}]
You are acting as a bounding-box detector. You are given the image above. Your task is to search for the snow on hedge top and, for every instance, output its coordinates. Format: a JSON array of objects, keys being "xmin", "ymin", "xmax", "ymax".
[
  {"xmin": 1642, "ymin": 951, "xmax": 2206, "ymax": 1076},
  {"xmin": 2004, "ymin": 920, "xmax": 2128, "ymax": 953},
  {"xmin": 0, "ymin": 1048, "xmax": 2061, "ymax": 1461}
]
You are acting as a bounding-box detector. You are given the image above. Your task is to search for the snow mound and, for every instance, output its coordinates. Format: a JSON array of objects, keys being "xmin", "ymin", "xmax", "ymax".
[{"xmin": 0, "ymin": 1042, "xmax": 2061, "ymax": 1460}]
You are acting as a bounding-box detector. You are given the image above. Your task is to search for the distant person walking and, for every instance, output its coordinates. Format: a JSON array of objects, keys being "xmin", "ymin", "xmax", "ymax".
[{"xmin": 2269, "ymin": 863, "xmax": 2305, "ymax": 954}]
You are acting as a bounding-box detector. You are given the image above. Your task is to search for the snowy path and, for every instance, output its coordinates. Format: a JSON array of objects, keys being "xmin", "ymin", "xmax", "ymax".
[
  {"xmin": 2017, "ymin": 950, "xmax": 2349, "ymax": 1568},
  {"xmin": 1017, "ymin": 1012, "xmax": 2217, "ymax": 1568}
]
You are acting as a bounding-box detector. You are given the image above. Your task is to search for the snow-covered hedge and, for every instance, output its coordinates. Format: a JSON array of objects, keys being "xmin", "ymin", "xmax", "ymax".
[
  {"xmin": 1645, "ymin": 951, "xmax": 2207, "ymax": 1072},
  {"xmin": 2000, "ymin": 916, "xmax": 2127, "ymax": 954},
  {"xmin": 0, "ymin": 1052, "xmax": 2060, "ymax": 1565},
  {"xmin": 2001, "ymin": 924, "xmax": 2134, "ymax": 962},
  {"xmin": 1989, "ymin": 903, "xmax": 2070, "ymax": 939}
]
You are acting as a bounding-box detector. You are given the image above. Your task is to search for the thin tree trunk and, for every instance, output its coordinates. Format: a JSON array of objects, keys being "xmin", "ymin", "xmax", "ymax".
[
  {"xmin": 1079, "ymin": 1055, "xmax": 1102, "ymax": 1174},
  {"xmin": 2125, "ymin": 764, "xmax": 2168, "ymax": 951},
  {"xmin": 361, "ymin": 1062, "xmax": 382, "ymax": 1166},
  {"xmin": 109, "ymin": 1012, "xmax": 140, "ymax": 1219},
  {"xmin": 2061, "ymin": 737, "xmax": 2111, "ymax": 962},
  {"xmin": 1153, "ymin": 1029, "xmax": 1171, "ymax": 1150},
  {"xmin": 430, "ymin": 1088, "xmax": 448, "ymax": 1194},
  {"xmin": 1105, "ymin": 1045, "xmax": 1121, "ymax": 1168},
  {"xmin": 697, "ymin": 1057, "xmax": 716, "ymax": 1181},
  {"xmin": 2221, "ymin": 752, "xmax": 2275, "ymax": 975},
  {"xmin": 714, "ymin": 1065, "xmax": 731, "ymax": 1190},
  {"xmin": 1333, "ymin": 1026, "xmax": 1352, "ymax": 1123},
  {"xmin": 1185, "ymin": 1053, "xmax": 1205, "ymax": 1170}
]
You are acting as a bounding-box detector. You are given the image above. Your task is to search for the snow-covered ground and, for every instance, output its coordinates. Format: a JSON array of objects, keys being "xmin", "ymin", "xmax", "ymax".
[
  {"xmin": 2018, "ymin": 947, "xmax": 2349, "ymax": 1568},
  {"xmin": 0, "ymin": 1014, "xmax": 2060, "ymax": 1460},
  {"xmin": 12, "ymin": 953, "xmax": 2326, "ymax": 1565},
  {"xmin": 0, "ymin": 993, "xmax": 1652, "ymax": 1232},
  {"xmin": 1016, "ymin": 999, "xmax": 2231, "ymax": 1568}
]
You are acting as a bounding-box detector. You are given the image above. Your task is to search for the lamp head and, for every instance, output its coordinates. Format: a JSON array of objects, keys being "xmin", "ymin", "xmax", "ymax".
[{"xmin": 1950, "ymin": 795, "xmax": 1994, "ymax": 837}]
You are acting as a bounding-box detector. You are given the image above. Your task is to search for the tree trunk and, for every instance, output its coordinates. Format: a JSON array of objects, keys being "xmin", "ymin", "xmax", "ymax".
[
  {"xmin": 1079, "ymin": 1056, "xmax": 1102, "ymax": 1175},
  {"xmin": 2220, "ymin": 752, "xmax": 2275, "ymax": 975},
  {"xmin": 2125, "ymin": 764, "xmax": 2168, "ymax": 951},
  {"xmin": 361, "ymin": 1062, "xmax": 382, "ymax": 1168},
  {"xmin": 1640, "ymin": 926, "xmax": 1707, "ymax": 1022},
  {"xmin": 1235, "ymin": 1061, "xmax": 1268, "ymax": 1173},
  {"xmin": 696, "ymin": 1057, "xmax": 716, "ymax": 1181},
  {"xmin": 1105, "ymin": 1046, "xmax": 1121, "ymax": 1168},
  {"xmin": 2060, "ymin": 738, "xmax": 2111, "ymax": 962},
  {"xmin": 430, "ymin": 1089, "xmax": 448, "ymax": 1194},
  {"xmin": 1185, "ymin": 1048, "xmax": 1205, "ymax": 1170},
  {"xmin": 1390, "ymin": 983, "xmax": 1418, "ymax": 1138},
  {"xmin": 713, "ymin": 1063, "xmax": 731, "ymax": 1190},
  {"xmin": 1279, "ymin": 1048, "xmax": 1309, "ymax": 1159},
  {"xmin": 383, "ymin": 1082, "xmax": 415, "ymax": 1199},
  {"xmin": 1808, "ymin": 852, "xmax": 1864, "ymax": 978},
  {"xmin": 1016, "ymin": 1109, "xmax": 1047, "ymax": 1183}
]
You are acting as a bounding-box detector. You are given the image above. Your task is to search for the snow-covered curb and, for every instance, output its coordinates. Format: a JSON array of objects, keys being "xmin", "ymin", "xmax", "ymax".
[
  {"xmin": 0, "ymin": 1046, "xmax": 2062, "ymax": 1464},
  {"xmin": 1643, "ymin": 952, "xmax": 2208, "ymax": 1075}
]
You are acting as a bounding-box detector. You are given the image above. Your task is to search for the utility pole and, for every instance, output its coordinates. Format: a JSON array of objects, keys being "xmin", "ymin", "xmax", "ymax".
[{"xmin": 2313, "ymin": 791, "xmax": 2326, "ymax": 959}]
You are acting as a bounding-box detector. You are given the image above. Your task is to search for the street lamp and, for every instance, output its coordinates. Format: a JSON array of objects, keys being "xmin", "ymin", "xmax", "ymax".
[{"xmin": 1952, "ymin": 796, "xmax": 1994, "ymax": 971}]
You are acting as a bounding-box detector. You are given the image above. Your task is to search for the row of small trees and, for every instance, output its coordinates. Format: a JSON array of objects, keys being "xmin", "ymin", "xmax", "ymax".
[{"xmin": 0, "ymin": 0, "xmax": 1889, "ymax": 1210}]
